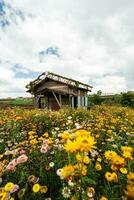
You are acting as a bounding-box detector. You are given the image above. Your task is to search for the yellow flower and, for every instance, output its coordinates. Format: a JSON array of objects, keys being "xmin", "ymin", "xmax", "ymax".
[
  {"xmin": 47, "ymin": 138, "xmax": 53, "ymax": 145},
  {"xmin": 0, "ymin": 154, "xmax": 4, "ymax": 159},
  {"xmin": 95, "ymin": 162, "xmax": 102, "ymax": 171},
  {"xmin": 61, "ymin": 165, "xmax": 74, "ymax": 179},
  {"xmin": 111, "ymin": 164, "xmax": 118, "ymax": 171},
  {"xmin": 70, "ymin": 195, "xmax": 77, "ymax": 200},
  {"xmin": 75, "ymin": 130, "xmax": 90, "ymax": 137},
  {"xmin": 76, "ymin": 153, "xmax": 82, "ymax": 162},
  {"xmin": 122, "ymin": 151, "xmax": 132, "ymax": 159},
  {"xmin": 61, "ymin": 132, "xmax": 72, "ymax": 143},
  {"xmin": 105, "ymin": 172, "xmax": 118, "ymax": 182},
  {"xmin": 28, "ymin": 131, "xmax": 36, "ymax": 136},
  {"xmin": 43, "ymin": 132, "xmax": 49, "ymax": 137},
  {"xmin": 0, "ymin": 192, "xmax": 9, "ymax": 200},
  {"xmin": 33, "ymin": 183, "xmax": 40, "ymax": 193},
  {"xmin": 97, "ymin": 157, "xmax": 102, "ymax": 162},
  {"xmin": 40, "ymin": 186, "xmax": 48, "ymax": 193},
  {"xmin": 29, "ymin": 135, "xmax": 35, "ymax": 140},
  {"xmin": 107, "ymin": 130, "xmax": 113, "ymax": 135},
  {"xmin": 104, "ymin": 150, "xmax": 117, "ymax": 160},
  {"xmin": 124, "ymin": 183, "xmax": 134, "ymax": 199},
  {"xmin": 64, "ymin": 131, "xmax": 96, "ymax": 153},
  {"xmin": 121, "ymin": 146, "xmax": 133, "ymax": 153},
  {"xmin": 75, "ymin": 135, "xmax": 96, "ymax": 152},
  {"xmin": 81, "ymin": 165, "xmax": 87, "ymax": 176},
  {"xmin": 30, "ymin": 139, "xmax": 38, "ymax": 145},
  {"xmin": 95, "ymin": 134, "xmax": 100, "ymax": 138},
  {"xmin": 4, "ymin": 182, "xmax": 14, "ymax": 192},
  {"xmin": 83, "ymin": 156, "xmax": 90, "ymax": 165},
  {"xmin": 64, "ymin": 140, "xmax": 78, "ymax": 153},
  {"xmin": 0, "ymin": 165, "xmax": 4, "ymax": 177},
  {"xmin": 112, "ymin": 155, "xmax": 126, "ymax": 166},
  {"xmin": 16, "ymin": 116, "xmax": 22, "ymax": 121},
  {"xmin": 100, "ymin": 196, "xmax": 108, "ymax": 200},
  {"xmin": 127, "ymin": 172, "xmax": 134, "ymax": 181},
  {"xmin": 120, "ymin": 168, "xmax": 128, "ymax": 174}
]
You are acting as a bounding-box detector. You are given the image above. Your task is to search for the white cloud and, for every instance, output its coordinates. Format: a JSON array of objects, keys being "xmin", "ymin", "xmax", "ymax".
[
  {"xmin": 93, "ymin": 76, "xmax": 127, "ymax": 94},
  {"xmin": 0, "ymin": 0, "xmax": 134, "ymax": 97}
]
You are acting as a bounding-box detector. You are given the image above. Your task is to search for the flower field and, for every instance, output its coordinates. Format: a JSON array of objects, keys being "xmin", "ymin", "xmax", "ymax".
[{"xmin": 0, "ymin": 106, "xmax": 134, "ymax": 200}]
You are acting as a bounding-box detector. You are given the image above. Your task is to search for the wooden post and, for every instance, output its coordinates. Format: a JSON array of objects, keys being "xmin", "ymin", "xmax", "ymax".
[
  {"xmin": 59, "ymin": 94, "xmax": 62, "ymax": 105},
  {"xmin": 77, "ymin": 96, "xmax": 81, "ymax": 107},
  {"xmin": 71, "ymin": 96, "xmax": 74, "ymax": 108},
  {"xmin": 52, "ymin": 91, "xmax": 61, "ymax": 108},
  {"xmin": 85, "ymin": 94, "xmax": 88, "ymax": 109},
  {"xmin": 82, "ymin": 96, "xmax": 84, "ymax": 107},
  {"xmin": 77, "ymin": 90, "xmax": 81, "ymax": 108}
]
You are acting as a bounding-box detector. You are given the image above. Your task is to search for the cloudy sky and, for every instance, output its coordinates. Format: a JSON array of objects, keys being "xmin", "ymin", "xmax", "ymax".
[{"xmin": 0, "ymin": 0, "xmax": 134, "ymax": 98}]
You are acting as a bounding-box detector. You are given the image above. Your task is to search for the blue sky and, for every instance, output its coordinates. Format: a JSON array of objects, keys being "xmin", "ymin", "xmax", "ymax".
[{"xmin": 0, "ymin": 0, "xmax": 134, "ymax": 98}]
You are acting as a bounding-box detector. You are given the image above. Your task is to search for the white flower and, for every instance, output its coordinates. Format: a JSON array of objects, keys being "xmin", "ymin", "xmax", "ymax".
[
  {"xmin": 90, "ymin": 150, "xmax": 98, "ymax": 157},
  {"xmin": 68, "ymin": 180, "xmax": 74, "ymax": 187},
  {"xmin": 56, "ymin": 168, "xmax": 63, "ymax": 176},
  {"xmin": 0, "ymin": 139, "xmax": 4, "ymax": 143},
  {"xmin": 75, "ymin": 123, "xmax": 82, "ymax": 129},
  {"xmin": 49, "ymin": 162, "xmax": 54, "ymax": 168},
  {"xmin": 67, "ymin": 116, "xmax": 72, "ymax": 120},
  {"xmin": 55, "ymin": 127, "xmax": 59, "ymax": 131},
  {"xmin": 67, "ymin": 120, "xmax": 72, "ymax": 124},
  {"xmin": 112, "ymin": 144, "xmax": 118, "ymax": 148},
  {"xmin": 87, "ymin": 192, "xmax": 93, "ymax": 198},
  {"xmin": 58, "ymin": 144, "xmax": 63, "ymax": 151},
  {"xmin": 52, "ymin": 131, "xmax": 56, "ymax": 135},
  {"xmin": 126, "ymin": 132, "xmax": 130, "ymax": 136},
  {"xmin": 62, "ymin": 187, "xmax": 71, "ymax": 198},
  {"xmin": 55, "ymin": 139, "xmax": 59, "ymax": 144}
]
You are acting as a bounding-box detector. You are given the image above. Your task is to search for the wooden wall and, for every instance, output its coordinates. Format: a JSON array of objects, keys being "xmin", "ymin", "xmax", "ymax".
[{"xmin": 33, "ymin": 79, "xmax": 88, "ymax": 110}]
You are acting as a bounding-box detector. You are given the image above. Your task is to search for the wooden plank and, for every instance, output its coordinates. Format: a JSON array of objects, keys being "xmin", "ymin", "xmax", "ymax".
[
  {"xmin": 59, "ymin": 94, "xmax": 61, "ymax": 105},
  {"xmin": 52, "ymin": 91, "xmax": 61, "ymax": 108}
]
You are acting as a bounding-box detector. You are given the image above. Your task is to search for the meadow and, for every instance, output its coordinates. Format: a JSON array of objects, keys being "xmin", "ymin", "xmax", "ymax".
[{"xmin": 0, "ymin": 105, "xmax": 134, "ymax": 200}]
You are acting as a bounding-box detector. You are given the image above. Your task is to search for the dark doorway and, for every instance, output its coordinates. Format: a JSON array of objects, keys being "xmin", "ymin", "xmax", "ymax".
[
  {"xmin": 74, "ymin": 96, "xmax": 77, "ymax": 108},
  {"xmin": 39, "ymin": 97, "xmax": 45, "ymax": 108}
]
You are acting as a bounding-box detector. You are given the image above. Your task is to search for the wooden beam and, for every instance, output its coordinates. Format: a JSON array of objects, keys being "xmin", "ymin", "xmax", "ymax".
[
  {"xmin": 59, "ymin": 94, "xmax": 62, "ymax": 105},
  {"xmin": 48, "ymin": 85, "xmax": 68, "ymax": 90},
  {"xmin": 52, "ymin": 91, "xmax": 61, "ymax": 108}
]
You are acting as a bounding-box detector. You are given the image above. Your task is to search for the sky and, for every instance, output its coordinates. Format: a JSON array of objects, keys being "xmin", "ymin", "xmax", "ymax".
[{"xmin": 0, "ymin": 0, "xmax": 134, "ymax": 98}]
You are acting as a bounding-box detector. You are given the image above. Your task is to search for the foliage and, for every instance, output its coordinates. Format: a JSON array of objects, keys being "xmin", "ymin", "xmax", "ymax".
[
  {"xmin": 120, "ymin": 91, "xmax": 134, "ymax": 108},
  {"xmin": 0, "ymin": 106, "xmax": 134, "ymax": 200},
  {"xmin": 89, "ymin": 91, "xmax": 134, "ymax": 108},
  {"xmin": 0, "ymin": 98, "xmax": 33, "ymax": 108},
  {"xmin": 88, "ymin": 94, "xmax": 102, "ymax": 106}
]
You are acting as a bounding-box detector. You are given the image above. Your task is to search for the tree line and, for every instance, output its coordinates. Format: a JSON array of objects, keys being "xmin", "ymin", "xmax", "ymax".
[{"xmin": 88, "ymin": 91, "xmax": 134, "ymax": 108}]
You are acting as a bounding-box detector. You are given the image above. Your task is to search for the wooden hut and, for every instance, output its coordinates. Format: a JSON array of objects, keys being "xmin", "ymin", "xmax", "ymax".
[{"xmin": 26, "ymin": 72, "xmax": 92, "ymax": 110}]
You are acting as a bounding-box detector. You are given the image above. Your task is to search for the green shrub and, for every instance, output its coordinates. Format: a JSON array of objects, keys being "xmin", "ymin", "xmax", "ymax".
[{"xmin": 120, "ymin": 91, "xmax": 134, "ymax": 108}]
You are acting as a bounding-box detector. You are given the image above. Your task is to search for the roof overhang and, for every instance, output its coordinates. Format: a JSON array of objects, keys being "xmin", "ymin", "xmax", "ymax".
[{"xmin": 26, "ymin": 71, "xmax": 93, "ymax": 94}]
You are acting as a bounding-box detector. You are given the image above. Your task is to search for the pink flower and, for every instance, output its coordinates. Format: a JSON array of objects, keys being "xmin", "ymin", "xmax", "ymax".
[
  {"xmin": 11, "ymin": 159, "xmax": 17, "ymax": 166},
  {"xmin": 17, "ymin": 154, "xmax": 28, "ymax": 164},
  {"xmin": 43, "ymin": 140, "xmax": 49, "ymax": 145},
  {"xmin": 6, "ymin": 162, "xmax": 16, "ymax": 171},
  {"xmin": 10, "ymin": 184, "xmax": 19, "ymax": 193},
  {"xmin": 40, "ymin": 145, "xmax": 48, "ymax": 153},
  {"xmin": 19, "ymin": 149, "xmax": 26, "ymax": 155},
  {"xmin": 4, "ymin": 150, "xmax": 12, "ymax": 156}
]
